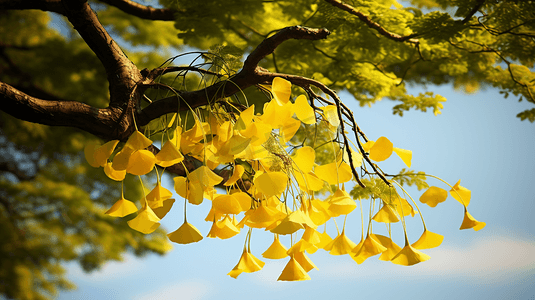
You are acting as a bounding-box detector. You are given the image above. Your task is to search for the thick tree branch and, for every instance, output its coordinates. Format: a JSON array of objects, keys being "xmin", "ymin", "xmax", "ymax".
[
  {"xmin": 137, "ymin": 26, "xmax": 330, "ymax": 126},
  {"xmin": 0, "ymin": 0, "xmax": 66, "ymax": 15},
  {"xmin": 0, "ymin": 81, "xmax": 124, "ymax": 139},
  {"xmin": 243, "ymin": 26, "xmax": 330, "ymax": 72},
  {"xmin": 324, "ymin": 0, "xmax": 419, "ymax": 44},
  {"xmin": 61, "ymin": 0, "xmax": 142, "ymax": 107},
  {"xmin": 98, "ymin": 0, "xmax": 178, "ymax": 21}
]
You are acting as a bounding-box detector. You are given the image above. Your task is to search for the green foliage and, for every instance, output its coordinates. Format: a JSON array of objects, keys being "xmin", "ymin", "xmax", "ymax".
[{"xmin": 2, "ymin": 0, "xmax": 535, "ymax": 297}]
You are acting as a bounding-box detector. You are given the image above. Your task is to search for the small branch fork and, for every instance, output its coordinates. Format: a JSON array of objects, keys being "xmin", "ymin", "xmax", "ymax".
[{"xmin": 323, "ymin": 0, "xmax": 419, "ymax": 44}]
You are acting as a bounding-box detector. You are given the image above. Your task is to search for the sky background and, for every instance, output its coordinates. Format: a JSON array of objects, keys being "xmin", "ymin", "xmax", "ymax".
[{"xmin": 56, "ymin": 79, "xmax": 535, "ymax": 299}]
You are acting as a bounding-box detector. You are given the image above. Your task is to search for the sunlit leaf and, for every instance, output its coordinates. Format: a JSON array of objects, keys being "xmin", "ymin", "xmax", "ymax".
[
  {"xmin": 391, "ymin": 244, "xmax": 431, "ymax": 266},
  {"xmin": 277, "ymin": 256, "xmax": 311, "ymax": 281},
  {"xmin": 272, "ymin": 77, "xmax": 292, "ymax": 106},
  {"xmin": 420, "ymin": 186, "xmax": 448, "ymax": 207},
  {"xmin": 294, "ymin": 95, "xmax": 316, "ymax": 124},
  {"xmin": 450, "ymin": 180, "xmax": 471, "ymax": 206},
  {"xmin": 459, "ymin": 209, "xmax": 486, "ymax": 231},
  {"xmin": 125, "ymin": 150, "xmax": 157, "ymax": 175},
  {"xmin": 393, "ymin": 147, "xmax": 412, "ymax": 168},
  {"xmin": 369, "ymin": 137, "xmax": 393, "ymax": 162},
  {"xmin": 254, "ymin": 171, "xmax": 288, "ymax": 198},
  {"xmin": 105, "ymin": 196, "xmax": 138, "ymax": 217},
  {"xmin": 411, "ymin": 230, "xmax": 444, "ymax": 249},
  {"xmin": 262, "ymin": 235, "xmax": 288, "ymax": 259},
  {"xmin": 167, "ymin": 221, "xmax": 203, "ymax": 244}
]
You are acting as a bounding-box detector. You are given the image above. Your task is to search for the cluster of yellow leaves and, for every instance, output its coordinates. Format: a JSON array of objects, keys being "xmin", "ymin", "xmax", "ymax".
[
  {"xmin": 84, "ymin": 77, "xmax": 484, "ymax": 281},
  {"xmin": 419, "ymin": 180, "xmax": 485, "ymax": 231}
]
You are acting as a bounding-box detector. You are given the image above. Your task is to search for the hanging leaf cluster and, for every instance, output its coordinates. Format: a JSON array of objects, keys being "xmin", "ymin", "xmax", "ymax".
[{"xmin": 84, "ymin": 76, "xmax": 484, "ymax": 281}]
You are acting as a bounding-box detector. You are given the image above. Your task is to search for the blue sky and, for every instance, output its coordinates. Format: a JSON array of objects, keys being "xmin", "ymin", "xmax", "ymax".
[{"xmin": 58, "ymin": 82, "xmax": 535, "ymax": 299}]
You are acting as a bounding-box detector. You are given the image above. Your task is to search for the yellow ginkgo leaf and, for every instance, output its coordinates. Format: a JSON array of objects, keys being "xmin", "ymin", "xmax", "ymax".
[
  {"xmin": 294, "ymin": 95, "xmax": 316, "ymax": 124},
  {"xmin": 343, "ymin": 146, "xmax": 363, "ymax": 168},
  {"xmin": 254, "ymin": 171, "xmax": 288, "ymax": 198},
  {"xmin": 111, "ymin": 146, "xmax": 134, "ymax": 171},
  {"xmin": 167, "ymin": 221, "xmax": 203, "ymax": 244},
  {"xmin": 277, "ymin": 256, "xmax": 311, "ymax": 281},
  {"xmin": 103, "ymin": 162, "xmax": 126, "ymax": 181},
  {"xmin": 245, "ymin": 204, "xmax": 285, "ymax": 228},
  {"xmin": 105, "ymin": 196, "xmax": 138, "ymax": 217},
  {"xmin": 287, "ymin": 238, "xmax": 314, "ymax": 255},
  {"xmin": 393, "ymin": 147, "xmax": 412, "ymax": 168},
  {"xmin": 369, "ymin": 136, "xmax": 393, "ymax": 162},
  {"xmin": 125, "ymin": 150, "xmax": 157, "ymax": 176},
  {"xmin": 301, "ymin": 227, "xmax": 321, "ymax": 254},
  {"xmin": 216, "ymin": 120, "xmax": 233, "ymax": 143},
  {"xmin": 224, "ymin": 165, "xmax": 245, "ymax": 186},
  {"xmin": 295, "ymin": 171, "xmax": 325, "ymax": 193},
  {"xmin": 280, "ymin": 118, "xmax": 301, "ymax": 143},
  {"xmin": 155, "ymin": 140, "xmax": 184, "ymax": 167},
  {"xmin": 391, "ymin": 244, "xmax": 430, "ymax": 266},
  {"xmin": 324, "ymin": 230, "xmax": 357, "ymax": 255},
  {"xmin": 394, "ymin": 197, "xmax": 417, "ymax": 217},
  {"xmin": 292, "ymin": 251, "xmax": 318, "ymax": 272},
  {"xmin": 235, "ymin": 143, "xmax": 268, "ymax": 160},
  {"xmin": 307, "ymin": 199, "xmax": 331, "ymax": 226},
  {"xmin": 318, "ymin": 230, "xmax": 334, "ymax": 250},
  {"xmin": 270, "ymin": 210, "xmax": 315, "ymax": 235},
  {"xmin": 188, "ymin": 165, "xmax": 223, "ymax": 189},
  {"xmin": 328, "ymin": 188, "xmax": 357, "ymax": 216},
  {"xmin": 261, "ymin": 100, "xmax": 295, "ymax": 128},
  {"xmin": 152, "ymin": 198, "xmax": 175, "ymax": 219},
  {"xmin": 125, "ymin": 130, "xmax": 153, "ymax": 150},
  {"xmin": 314, "ymin": 161, "xmax": 352, "ymax": 185},
  {"xmin": 372, "ymin": 203, "xmax": 400, "ymax": 223},
  {"xmin": 362, "ymin": 140, "xmax": 374, "ymax": 153},
  {"xmin": 168, "ymin": 126, "xmax": 182, "ymax": 149},
  {"xmin": 374, "ymin": 234, "xmax": 403, "ymax": 261},
  {"xmin": 272, "ymin": 77, "xmax": 292, "ymax": 106},
  {"xmin": 420, "ymin": 186, "xmax": 448, "ymax": 208},
  {"xmin": 262, "ymin": 235, "xmax": 289, "ymax": 259},
  {"xmin": 450, "ymin": 180, "xmax": 471, "ymax": 207},
  {"xmin": 411, "ymin": 230, "xmax": 444, "ymax": 249},
  {"xmin": 230, "ymin": 191, "xmax": 252, "ymax": 212},
  {"xmin": 228, "ymin": 248, "xmax": 265, "ymax": 278},
  {"xmin": 207, "ymin": 215, "xmax": 240, "ymax": 240},
  {"xmin": 240, "ymin": 122, "xmax": 272, "ymax": 146},
  {"xmin": 352, "ymin": 233, "xmax": 387, "ymax": 263},
  {"xmin": 187, "ymin": 181, "xmax": 204, "ymax": 205},
  {"xmin": 219, "ymin": 135, "xmax": 251, "ymax": 157},
  {"xmin": 127, "ymin": 205, "xmax": 161, "ymax": 234},
  {"xmin": 181, "ymin": 120, "xmax": 209, "ymax": 144},
  {"xmin": 292, "ymin": 146, "xmax": 315, "ymax": 173},
  {"xmin": 173, "ymin": 176, "xmax": 188, "ymax": 199},
  {"xmin": 212, "ymin": 194, "xmax": 243, "ymax": 215},
  {"xmin": 234, "ymin": 105, "xmax": 255, "ymax": 130},
  {"xmin": 321, "ymin": 105, "xmax": 340, "ymax": 128},
  {"xmin": 146, "ymin": 181, "xmax": 173, "ymax": 209},
  {"xmin": 84, "ymin": 141, "xmax": 101, "ymax": 168},
  {"xmin": 94, "ymin": 140, "xmax": 119, "ymax": 167},
  {"xmin": 459, "ymin": 209, "xmax": 486, "ymax": 231}
]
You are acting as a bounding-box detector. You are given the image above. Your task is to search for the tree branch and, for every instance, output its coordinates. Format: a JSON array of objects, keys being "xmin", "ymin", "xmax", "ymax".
[
  {"xmin": 324, "ymin": 0, "xmax": 419, "ymax": 43},
  {"xmin": 137, "ymin": 26, "xmax": 330, "ymax": 126},
  {"xmin": 97, "ymin": 0, "xmax": 178, "ymax": 21},
  {"xmin": 0, "ymin": 81, "xmax": 124, "ymax": 139},
  {"xmin": 61, "ymin": 0, "xmax": 142, "ymax": 107},
  {"xmin": 242, "ymin": 26, "xmax": 330, "ymax": 73}
]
